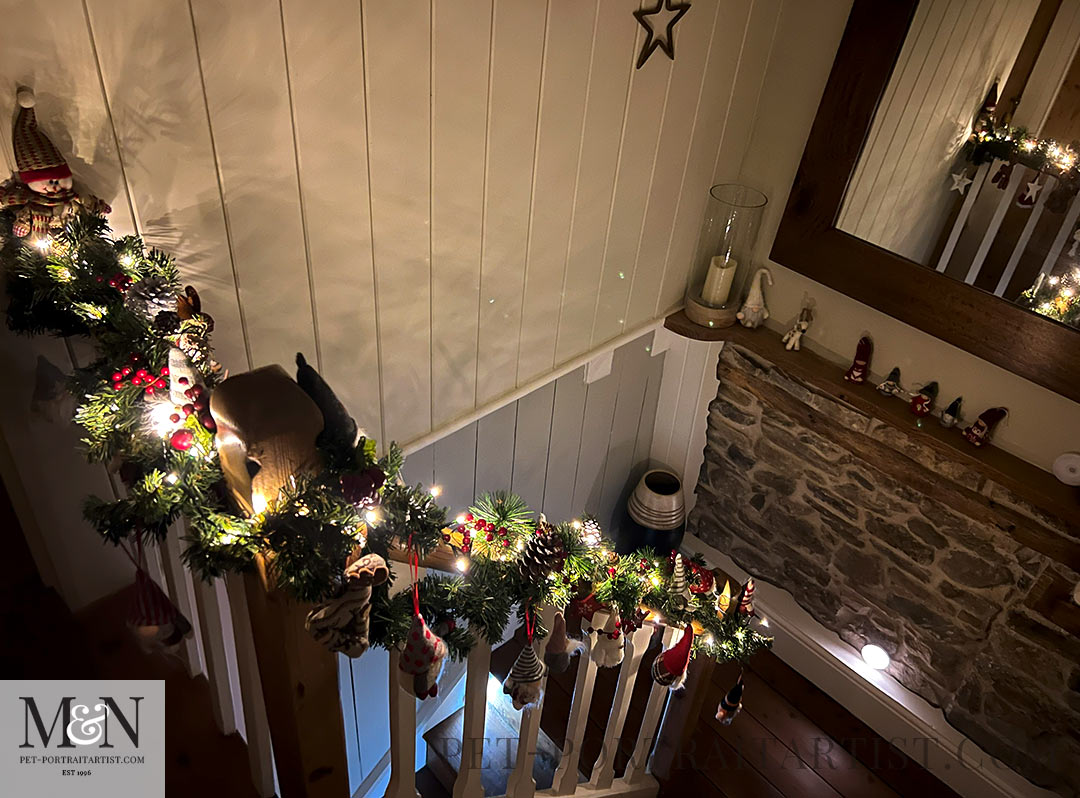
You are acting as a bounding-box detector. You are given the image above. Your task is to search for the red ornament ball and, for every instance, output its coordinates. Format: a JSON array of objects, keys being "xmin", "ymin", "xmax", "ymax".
[
  {"xmin": 144, "ymin": 386, "xmax": 155, "ymax": 396},
  {"xmin": 169, "ymin": 429, "xmax": 194, "ymax": 451},
  {"xmin": 154, "ymin": 378, "xmax": 167, "ymax": 390},
  {"xmin": 131, "ymin": 376, "xmax": 143, "ymax": 386},
  {"xmin": 501, "ymin": 539, "xmax": 510, "ymax": 548},
  {"xmin": 464, "ymin": 513, "xmax": 474, "ymax": 522},
  {"xmin": 111, "ymin": 371, "xmax": 122, "ymax": 382},
  {"xmin": 608, "ymin": 567, "xmax": 616, "ymax": 576},
  {"xmin": 121, "ymin": 366, "xmax": 132, "ymax": 376},
  {"xmin": 169, "ymin": 413, "xmax": 181, "ymax": 423},
  {"xmin": 498, "ymin": 527, "xmax": 508, "ymax": 537},
  {"xmin": 486, "ymin": 533, "xmax": 494, "ymax": 542},
  {"xmin": 112, "ymin": 383, "xmax": 123, "ymax": 391}
]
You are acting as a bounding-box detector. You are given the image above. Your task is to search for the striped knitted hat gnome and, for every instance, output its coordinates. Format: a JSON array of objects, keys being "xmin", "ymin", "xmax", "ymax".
[
  {"xmin": 12, "ymin": 89, "xmax": 71, "ymax": 186},
  {"xmin": 651, "ymin": 625, "xmax": 693, "ymax": 689},
  {"xmin": 715, "ymin": 672, "xmax": 744, "ymax": 726},
  {"xmin": 503, "ymin": 642, "xmax": 546, "ymax": 710}
]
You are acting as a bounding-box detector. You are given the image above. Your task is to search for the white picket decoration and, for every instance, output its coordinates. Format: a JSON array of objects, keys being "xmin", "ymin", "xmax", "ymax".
[
  {"xmin": 587, "ymin": 623, "xmax": 654, "ymax": 791},
  {"xmin": 544, "ymin": 615, "xmax": 599, "ymax": 797},
  {"xmin": 506, "ymin": 604, "xmax": 559, "ymax": 798},
  {"xmin": 453, "ymin": 631, "xmax": 493, "ymax": 798}
]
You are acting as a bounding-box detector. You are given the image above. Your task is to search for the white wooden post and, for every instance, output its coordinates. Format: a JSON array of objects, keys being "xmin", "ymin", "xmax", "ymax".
[
  {"xmin": 506, "ymin": 604, "xmax": 558, "ymax": 798},
  {"xmin": 995, "ymin": 175, "xmax": 1055, "ymax": 296},
  {"xmin": 192, "ymin": 574, "xmax": 238, "ymax": 735},
  {"xmin": 225, "ymin": 573, "xmax": 277, "ymax": 798},
  {"xmin": 1038, "ymin": 189, "xmax": 1080, "ymax": 277},
  {"xmin": 453, "ymin": 631, "xmax": 492, "ymax": 798},
  {"xmin": 620, "ymin": 625, "xmax": 677, "ymax": 786},
  {"xmin": 159, "ymin": 526, "xmax": 204, "ymax": 676},
  {"xmin": 384, "ymin": 648, "xmax": 421, "ymax": 798},
  {"xmin": 545, "ymin": 616, "xmax": 598, "ymax": 796},
  {"xmin": 587, "ymin": 624, "xmax": 653, "ymax": 791}
]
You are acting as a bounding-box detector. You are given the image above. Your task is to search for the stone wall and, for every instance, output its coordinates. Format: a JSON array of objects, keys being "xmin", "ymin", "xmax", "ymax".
[{"xmin": 687, "ymin": 344, "xmax": 1080, "ymax": 797}]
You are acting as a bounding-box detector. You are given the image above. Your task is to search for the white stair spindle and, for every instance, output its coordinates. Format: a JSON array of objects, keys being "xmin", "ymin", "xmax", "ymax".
[
  {"xmin": 545, "ymin": 616, "xmax": 599, "ymax": 796},
  {"xmin": 620, "ymin": 625, "xmax": 677, "ymax": 786},
  {"xmin": 936, "ymin": 161, "xmax": 991, "ymax": 272},
  {"xmin": 587, "ymin": 624, "xmax": 654, "ymax": 790},
  {"xmin": 224, "ymin": 573, "xmax": 277, "ymax": 798},
  {"xmin": 453, "ymin": 631, "xmax": 492, "ymax": 798},
  {"xmin": 964, "ymin": 165, "xmax": 1028, "ymax": 284},
  {"xmin": 384, "ymin": 649, "xmax": 422, "ymax": 798},
  {"xmin": 160, "ymin": 525, "xmax": 204, "ymax": 676},
  {"xmin": 995, "ymin": 175, "xmax": 1055, "ymax": 296},
  {"xmin": 1038, "ymin": 188, "xmax": 1080, "ymax": 277},
  {"xmin": 506, "ymin": 604, "xmax": 558, "ymax": 798},
  {"xmin": 192, "ymin": 574, "xmax": 238, "ymax": 735}
]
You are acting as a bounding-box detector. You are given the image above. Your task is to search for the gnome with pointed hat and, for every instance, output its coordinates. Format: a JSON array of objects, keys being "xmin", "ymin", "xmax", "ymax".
[
  {"xmin": 128, "ymin": 567, "xmax": 193, "ymax": 656},
  {"xmin": 1, "ymin": 88, "xmax": 110, "ymax": 240},
  {"xmin": 504, "ymin": 642, "xmax": 547, "ymax": 709},
  {"xmin": 543, "ymin": 611, "xmax": 585, "ymax": 674},
  {"xmin": 715, "ymin": 673, "xmax": 745, "ymax": 725},
  {"xmin": 398, "ymin": 611, "xmax": 448, "ymax": 699},
  {"xmin": 736, "ymin": 268, "xmax": 773, "ymax": 329},
  {"xmin": 651, "ymin": 625, "xmax": 694, "ymax": 690}
]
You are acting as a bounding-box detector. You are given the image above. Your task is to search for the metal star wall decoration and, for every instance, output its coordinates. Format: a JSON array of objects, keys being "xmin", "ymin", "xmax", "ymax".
[{"xmin": 633, "ymin": 0, "xmax": 691, "ymax": 69}]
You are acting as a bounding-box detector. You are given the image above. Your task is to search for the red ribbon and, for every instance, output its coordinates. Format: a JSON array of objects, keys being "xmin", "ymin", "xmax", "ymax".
[{"xmin": 525, "ymin": 599, "xmax": 534, "ymax": 642}]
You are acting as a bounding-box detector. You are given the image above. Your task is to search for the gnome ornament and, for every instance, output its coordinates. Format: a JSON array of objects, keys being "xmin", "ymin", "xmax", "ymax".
[
  {"xmin": 963, "ymin": 407, "xmax": 1008, "ymax": 447},
  {"xmin": 590, "ymin": 611, "xmax": 625, "ymax": 668},
  {"xmin": 543, "ymin": 611, "xmax": 586, "ymax": 674},
  {"xmin": 127, "ymin": 567, "xmax": 193, "ymax": 655},
  {"xmin": 782, "ymin": 303, "xmax": 814, "ymax": 351},
  {"xmin": 910, "ymin": 381, "xmax": 939, "ymax": 417},
  {"xmin": 503, "ymin": 608, "xmax": 547, "ymax": 709},
  {"xmin": 305, "ymin": 552, "xmax": 389, "ymax": 657},
  {"xmin": 736, "ymin": 268, "xmax": 773, "ymax": 328},
  {"xmin": 669, "ymin": 554, "xmax": 692, "ymax": 609},
  {"xmin": 727, "ymin": 577, "xmax": 755, "ymax": 619},
  {"xmin": 0, "ymin": 89, "xmax": 110, "ymax": 240},
  {"xmin": 399, "ymin": 611, "xmax": 447, "ymax": 699},
  {"xmin": 844, "ymin": 336, "xmax": 873, "ymax": 383},
  {"xmin": 651, "ymin": 625, "xmax": 694, "ymax": 689},
  {"xmin": 940, "ymin": 396, "xmax": 963, "ymax": 428},
  {"xmin": 715, "ymin": 673, "xmax": 745, "ymax": 725},
  {"xmin": 877, "ymin": 367, "xmax": 902, "ymax": 397}
]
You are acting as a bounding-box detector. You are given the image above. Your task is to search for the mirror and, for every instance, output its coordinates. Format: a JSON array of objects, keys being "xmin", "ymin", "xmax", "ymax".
[{"xmin": 837, "ymin": 0, "xmax": 1080, "ymax": 330}]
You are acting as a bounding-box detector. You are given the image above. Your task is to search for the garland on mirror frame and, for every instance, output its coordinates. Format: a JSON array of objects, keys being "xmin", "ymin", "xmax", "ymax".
[{"xmin": 2, "ymin": 210, "xmax": 771, "ymax": 692}]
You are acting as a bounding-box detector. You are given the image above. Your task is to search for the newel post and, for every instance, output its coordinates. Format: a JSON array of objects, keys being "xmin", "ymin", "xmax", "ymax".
[{"xmin": 244, "ymin": 554, "xmax": 350, "ymax": 798}]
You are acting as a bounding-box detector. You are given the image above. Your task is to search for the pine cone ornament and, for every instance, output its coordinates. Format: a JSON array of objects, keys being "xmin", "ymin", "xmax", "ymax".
[
  {"xmin": 518, "ymin": 527, "xmax": 566, "ymax": 582},
  {"xmin": 579, "ymin": 514, "xmax": 602, "ymax": 547},
  {"xmin": 125, "ymin": 275, "xmax": 176, "ymax": 323}
]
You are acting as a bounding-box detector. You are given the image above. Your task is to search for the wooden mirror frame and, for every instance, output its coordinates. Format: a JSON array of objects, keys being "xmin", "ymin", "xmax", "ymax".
[{"xmin": 771, "ymin": 0, "xmax": 1080, "ymax": 404}]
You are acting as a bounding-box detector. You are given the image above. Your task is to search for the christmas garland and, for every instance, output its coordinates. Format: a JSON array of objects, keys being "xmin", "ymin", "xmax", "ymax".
[{"xmin": 2, "ymin": 210, "xmax": 771, "ymax": 669}]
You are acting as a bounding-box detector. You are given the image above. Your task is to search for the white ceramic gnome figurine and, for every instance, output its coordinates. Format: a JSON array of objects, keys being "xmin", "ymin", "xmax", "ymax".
[
  {"xmin": 503, "ymin": 642, "xmax": 547, "ymax": 709},
  {"xmin": 590, "ymin": 611, "xmax": 625, "ymax": 668},
  {"xmin": 650, "ymin": 625, "xmax": 694, "ymax": 689},
  {"xmin": 0, "ymin": 88, "xmax": 110, "ymax": 240},
  {"xmin": 398, "ymin": 612, "xmax": 447, "ymax": 699},
  {"xmin": 737, "ymin": 268, "xmax": 773, "ymax": 328}
]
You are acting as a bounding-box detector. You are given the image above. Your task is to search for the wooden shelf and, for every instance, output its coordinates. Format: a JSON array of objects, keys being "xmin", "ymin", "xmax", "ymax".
[{"xmin": 664, "ymin": 310, "xmax": 1080, "ymax": 536}]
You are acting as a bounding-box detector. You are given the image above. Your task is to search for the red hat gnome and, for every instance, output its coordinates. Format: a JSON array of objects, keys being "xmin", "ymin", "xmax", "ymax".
[
  {"xmin": 543, "ymin": 611, "xmax": 585, "ymax": 674},
  {"xmin": 651, "ymin": 625, "xmax": 694, "ymax": 689},
  {"xmin": 715, "ymin": 672, "xmax": 745, "ymax": 725},
  {"xmin": 1, "ymin": 88, "xmax": 110, "ymax": 240}
]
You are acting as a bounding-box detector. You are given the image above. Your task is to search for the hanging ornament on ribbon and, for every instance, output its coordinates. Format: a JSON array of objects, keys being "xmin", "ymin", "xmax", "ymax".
[
  {"xmin": 543, "ymin": 611, "xmax": 586, "ymax": 674},
  {"xmin": 123, "ymin": 530, "xmax": 192, "ymax": 656},
  {"xmin": 715, "ymin": 671, "xmax": 745, "ymax": 725},
  {"xmin": 651, "ymin": 624, "xmax": 694, "ymax": 689},
  {"xmin": 398, "ymin": 542, "xmax": 447, "ymax": 699},
  {"xmin": 503, "ymin": 603, "xmax": 548, "ymax": 709}
]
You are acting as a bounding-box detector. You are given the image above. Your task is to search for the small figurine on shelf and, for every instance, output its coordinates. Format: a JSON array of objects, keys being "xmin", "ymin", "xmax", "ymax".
[
  {"xmin": 782, "ymin": 303, "xmax": 814, "ymax": 351},
  {"xmin": 910, "ymin": 381, "xmax": 938, "ymax": 417},
  {"xmin": 736, "ymin": 268, "xmax": 773, "ymax": 329},
  {"xmin": 962, "ymin": 407, "xmax": 1008, "ymax": 447},
  {"xmin": 940, "ymin": 396, "xmax": 963, "ymax": 428},
  {"xmin": 877, "ymin": 367, "xmax": 902, "ymax": 397},
  {"xmin": 0, "ymin": 88, "xmax": 110, "ymax": 241},
  {"xmin": 844, "ymin": 336, "xmax": 873, "ymax": 384}
]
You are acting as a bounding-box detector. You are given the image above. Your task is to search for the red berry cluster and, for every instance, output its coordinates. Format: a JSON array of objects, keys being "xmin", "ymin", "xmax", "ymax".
[
  {"xmin": 110, "ymin": 353, "xmax": 168, "ymax": 396},
  {"xmin": 442, "ymin": 512, "xmax": 510, "ymax": 553},
  {"xmin": 180, "ymin": 382, "xmax": 216, "ymax": 433},
  {"xmin": 107, "ymin": 273, "xmax": 132, "ymax": 291}
]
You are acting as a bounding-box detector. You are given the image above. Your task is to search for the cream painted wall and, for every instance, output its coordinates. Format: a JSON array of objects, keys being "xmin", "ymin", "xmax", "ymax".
[{"xmin": 739, "ymin": 0, "xmax": 1080, "ymax": 474}]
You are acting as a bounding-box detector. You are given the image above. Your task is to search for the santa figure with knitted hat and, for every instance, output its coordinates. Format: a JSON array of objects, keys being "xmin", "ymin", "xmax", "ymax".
[{"xmin": 1, "ymin": 88, "xmax": 110, "ymax": 241}]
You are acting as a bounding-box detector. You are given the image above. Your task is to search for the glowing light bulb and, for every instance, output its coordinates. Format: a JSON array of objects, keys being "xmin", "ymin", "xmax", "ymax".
[
  {"xmin": 252, "ymin": 493, "xmax": 269, "ymax": 515},
  {"xmin": 455, "ymin": 557, "xmax": 468, "ymax": 572},
  {"xmin": 165, "ymin": 472, "xmax": 179, "ymax": 485},
  {"xmin": 704, "ymin": 634, "xmax": 714, "ymax": 645},
  {"xmin": 516, "ymin": 540, "xmax": 525, "ymax": 551},
  {"xmin": 429, "ymin": 485, "xmax": 442, "ymax": 498},
  {"xmin": 861, "ymin": 644, "xmax": 890, "ymax": 670},
  {"xmin": 759, "ymin": 617, "xmax": 769, "ymax": 628},
  {"xmin": 365, "ymin": 509, "xmax": 379, "ymax": 525},
  {"xmin": 649, "ymin": 575, "xmax": 661, "ymax": 587},
  {"xmin": 571, "ymin": 520, "xmax": 582, "ymax": 529},
  {"xmin": 455, "ymin": 514, "xmax": 466, "ymax": 525},
  {"xmin": 120, "ymin": 254, "xmax": 135, "ymax": 267},
  {"xmin": 34, "ymin": 237, "xmax": 51, "ymax": 252}
]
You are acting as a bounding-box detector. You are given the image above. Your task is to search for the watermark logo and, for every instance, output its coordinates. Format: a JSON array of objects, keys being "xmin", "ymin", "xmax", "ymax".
[{"xmin": 3, "ymin": 680, "xmax": 163, "ymax": 797}]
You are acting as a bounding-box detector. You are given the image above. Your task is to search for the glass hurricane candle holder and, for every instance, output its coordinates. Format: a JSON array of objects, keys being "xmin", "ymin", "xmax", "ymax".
[{"xmin": 685, "ymin": 184, "xmax": 767, "ymax": 329}]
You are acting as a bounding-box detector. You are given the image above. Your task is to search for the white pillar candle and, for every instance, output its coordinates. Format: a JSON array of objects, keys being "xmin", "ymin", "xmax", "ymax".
[{"xmin": 701, "ymin": 256, "xmax": 737, "ymax": 305}]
